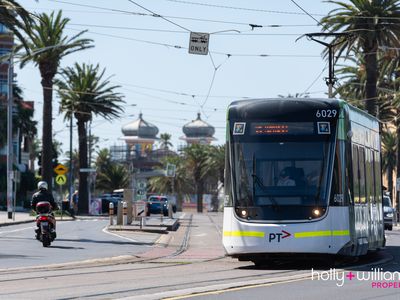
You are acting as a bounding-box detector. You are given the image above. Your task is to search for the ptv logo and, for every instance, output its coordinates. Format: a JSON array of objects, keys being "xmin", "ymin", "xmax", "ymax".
[{"xmin": 268, "ymin": 230, "xmax": 291, "ymax": 242}]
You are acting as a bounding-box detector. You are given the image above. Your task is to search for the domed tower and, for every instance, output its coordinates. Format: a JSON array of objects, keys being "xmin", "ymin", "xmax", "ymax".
[
  {"xmin": 181, "ymin": 113, "xmax": 216, "ymax": 145},
  {"xmin": 120, "ymin": 113, "xmax": 159, "ymax": 156}
]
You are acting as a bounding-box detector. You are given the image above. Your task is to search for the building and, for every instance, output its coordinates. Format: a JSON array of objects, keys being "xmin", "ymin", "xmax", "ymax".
[{"xmin": 180, "ymin": 112, "xmax": 216, "ymax": 145}]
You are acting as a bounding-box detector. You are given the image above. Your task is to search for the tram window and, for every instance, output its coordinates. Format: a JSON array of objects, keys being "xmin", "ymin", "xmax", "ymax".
[
  {"xmin": 365, "ymin": 150, "xmax": 371, "ymax": 204},
  {"xmin": 374, "ymin": 151, "xmax": 382, "ymax": 204},
  {"xmin": 352, "ymin": 144, "xmax": 360, "ymax": 203},
  {"xmin": 330, "ymin": 142, "xmax": 343, "ymax": 206},
  {"xmin": 369, "ymin": 150, "xmax": 376, "ymax": 204},
  {"xmin": 358, "ymin": 147, "xmax": 366, "ymax": 204}
]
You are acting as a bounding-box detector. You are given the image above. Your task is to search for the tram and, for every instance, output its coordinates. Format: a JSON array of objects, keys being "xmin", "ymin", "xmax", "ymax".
[{"xmin": 222, "ymin": 98, "xmax": 385, "ymax": 265}]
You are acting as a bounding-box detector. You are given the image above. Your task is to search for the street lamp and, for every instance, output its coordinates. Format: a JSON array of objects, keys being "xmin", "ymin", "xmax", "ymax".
[{"xmin": 6, "ymin": 52, "xmax": 14, "ymax": 219}]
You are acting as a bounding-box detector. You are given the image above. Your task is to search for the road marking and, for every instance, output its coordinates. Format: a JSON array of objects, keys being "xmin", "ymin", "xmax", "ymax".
[
  {"xmin": 102, "ymin": 227, "xmax": 139, "ymax": 243},
  {"xmin": 0, "ymin": 226, "xmax": 35, "ymax": 235}
]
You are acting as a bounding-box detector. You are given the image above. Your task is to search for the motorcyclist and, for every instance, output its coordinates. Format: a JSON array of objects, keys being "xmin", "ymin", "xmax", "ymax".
[
  {"xmin": 31, "ymin": 181, "xmax": 59, "ymax": 211},
  {"xmin": 31, "ymin": 181, "xmax": 58, "ymax": 240}
]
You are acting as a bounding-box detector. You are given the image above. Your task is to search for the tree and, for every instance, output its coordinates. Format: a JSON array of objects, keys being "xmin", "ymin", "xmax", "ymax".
[
  {"xmin": 148, "ymin": 155, "xmax": 191, "ymax": 211},
  {"xmin": 182, "ymin": 144, "xmax": 212, "ymax": 213},
  {"xmin": 321, "ymin": 0, "xmax": 400, "ymax": 116},
  {"xmin": 0, "ymin": 0, "xmax": 32, "ymax": 46},
  {"xmin": 96, "ymin": 164, "xmax": 130, "ymax": 192},
  {"xmin": 159, "ymin": 133, "xmax": 173, "ymax": 150},
  {"xmin": 19, "ymin": 10, "xmax": 93, "ymax": 191},
  {"xmin": 95, "ymin": 148, "xmax": 112, "ymax": 174},
  {"xmin": 57, "ymin": 63, "xmax": 124, "ymax": 214}
]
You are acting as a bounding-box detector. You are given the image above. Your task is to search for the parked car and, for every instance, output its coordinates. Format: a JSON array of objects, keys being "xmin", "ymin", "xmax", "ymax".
[
  {"xmin": 383, "ymin": 194, "xmax": 394, "ymax": 231},
  {"xmin": 146, "ymin": 195, "xmax": 176, "ymax": 216},
  {"xmin": 100, "ymin": 194, "xmax": 122, "ymax": 214}
]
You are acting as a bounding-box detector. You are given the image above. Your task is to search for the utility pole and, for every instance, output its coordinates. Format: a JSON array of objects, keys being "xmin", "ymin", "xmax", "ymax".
[
  {"xmin": 299, "ymin": 32, "xmax": 349, "ymax": 98},
  {"xmin": 6, "ymin": 54, "xmax": 14, "ymax": 219},
  {"xmin": 88, "ymin": 119, "xmax": 92, "ymax": 211},
  {"xmin": 68, "ymin": 113, "xmax": 73, "ymax": 215}
]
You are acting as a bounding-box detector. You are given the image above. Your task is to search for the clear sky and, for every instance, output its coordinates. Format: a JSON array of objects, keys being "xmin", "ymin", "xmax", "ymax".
[{"xmin": 17, "ymin": 0, "xmax": 341, "ymax": 159}]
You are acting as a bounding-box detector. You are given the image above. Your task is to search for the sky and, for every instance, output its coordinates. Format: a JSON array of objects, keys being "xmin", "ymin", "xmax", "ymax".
[{"xmin": 16, "ymin": 0, "xmax": 341, "ymax": 160}]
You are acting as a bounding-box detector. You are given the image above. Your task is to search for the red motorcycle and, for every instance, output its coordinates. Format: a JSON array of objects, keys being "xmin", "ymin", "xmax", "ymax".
[{"xmin": 35, "ymin": 201, "xmax": 56, "ymax": 247}]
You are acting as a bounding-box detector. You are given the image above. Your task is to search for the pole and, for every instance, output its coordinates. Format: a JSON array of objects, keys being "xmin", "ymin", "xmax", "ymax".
[
  {"xmin": 68, "ymin": 114, "xmax": 73, "ymax": 215},
  {"xmin": 328, "ymin": 45, "xmax": 334, "ymax": 98},
  {"xmin": 6, "ymin": 54, "xmax": 14, "ymax": 219},
  {"xmin": 300, "ymin": 33, "xmax": 349, "ymax": 98},
  {"xmin": 88, "ymin": 119, "xmax": 92, "ymax": 213}
]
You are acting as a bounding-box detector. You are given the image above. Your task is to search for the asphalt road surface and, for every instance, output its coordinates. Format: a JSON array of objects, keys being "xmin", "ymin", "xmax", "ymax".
[{"xmin": 0, "ymin": 217, "xmax": 160, "ymax": 269}]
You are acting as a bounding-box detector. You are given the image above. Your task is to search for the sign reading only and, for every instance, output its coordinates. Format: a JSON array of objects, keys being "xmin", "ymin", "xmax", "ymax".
[{"xmin": 189, "ymin": 32, "xmax": 209, "ymax": 55}]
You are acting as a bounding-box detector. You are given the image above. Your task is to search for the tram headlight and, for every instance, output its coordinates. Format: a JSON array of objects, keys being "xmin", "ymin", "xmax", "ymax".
[
  {"xmin": 312, "ymin": 208, "xmax": 321, "ymax": 217},
  {"xmin": 240, "ymin": 209, "xmax": 248, "ymax": 218}
]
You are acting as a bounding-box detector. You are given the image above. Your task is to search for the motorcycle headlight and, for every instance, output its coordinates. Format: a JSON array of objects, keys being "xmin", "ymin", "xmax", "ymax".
[{"xmin": 386, "ymin": 213, "xmax": 393, "ymax": 218}]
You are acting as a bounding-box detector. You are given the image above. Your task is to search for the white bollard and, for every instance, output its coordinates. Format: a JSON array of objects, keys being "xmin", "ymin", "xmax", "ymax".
[
  {"xmin": 109, "ymin": 202, "xmax": 114, "ymax": 226},
  {"xmin": 123, "ymin": 201, "xmax": 128, "ymax": 225}
]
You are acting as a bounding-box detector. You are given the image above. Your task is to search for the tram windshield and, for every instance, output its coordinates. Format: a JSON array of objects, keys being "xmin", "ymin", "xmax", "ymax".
[{"xmin": 232, "ymin": 140, "xmax": 334, "ymax": 221}]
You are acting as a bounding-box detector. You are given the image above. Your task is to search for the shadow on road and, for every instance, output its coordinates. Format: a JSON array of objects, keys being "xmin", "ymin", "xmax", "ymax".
[
  {"xmin": 56, "ymin": 238, "xmax": 154, "ymax": 246},
  {"xmin": 49, "ymin": 245, "xmax": 85, "ymax": 250}
]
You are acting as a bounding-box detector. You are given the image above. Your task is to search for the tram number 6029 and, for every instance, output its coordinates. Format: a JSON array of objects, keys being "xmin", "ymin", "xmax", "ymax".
[{"xmin": 316, "ymin": 109, "xmax": 337, "ymax": 118}]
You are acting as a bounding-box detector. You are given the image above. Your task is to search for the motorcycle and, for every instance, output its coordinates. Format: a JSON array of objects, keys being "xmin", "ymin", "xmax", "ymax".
[{"xmin": 35, "ymin": 201, "xmax": 56, "ymax": 247}]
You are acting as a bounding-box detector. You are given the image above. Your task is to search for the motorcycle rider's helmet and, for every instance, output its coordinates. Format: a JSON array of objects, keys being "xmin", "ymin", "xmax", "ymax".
[{"xmin": 37, "ymin": 181, "xmax": 48, "ymax": 190}]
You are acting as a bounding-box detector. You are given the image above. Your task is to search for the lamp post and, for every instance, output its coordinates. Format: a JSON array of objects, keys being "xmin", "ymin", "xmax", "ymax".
[
  {"xmin": 6, "ymin": 53, "xmax": 14, "ymax": 219},
  {"xmin": 68, "ymin": 112, "xmax": 73, "ymax": 215}
]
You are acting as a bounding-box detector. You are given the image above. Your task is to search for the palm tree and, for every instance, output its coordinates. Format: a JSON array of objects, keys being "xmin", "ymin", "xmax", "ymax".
[
  {"xmin": 159, "ymin": 133, "xmax": 173, "ymax": 150},
  {"xmin": 148, "ymin": 155, "xmax": 191, "ymax": 211},
  {"xmin": 57, "ymin": 63, "xmax": 124, "ymax": 214},
  {"xmin": 96, "ymin": 164, "xmax": 130, "ymax": 192},
  {"xmin": 182, "ymin": 144, "xmax": 212, "ymax": 213},
  {"xmin": 382, "ymin": 130, "xmax": 397, "ymax": 199},
  {"xmin": 321, "ymin": 0, "xmax": 400, "ymax": 116},
  {"xmin": 19, "ymin": 11, "xmax": 93, "ymax": 191},
  {"xmin": 0, "ymin": 0, "xmax": 32, "ymax": 46},
  {"xmin": 95, "ymin": 148, "xmax": 112, "ymax": 174}
]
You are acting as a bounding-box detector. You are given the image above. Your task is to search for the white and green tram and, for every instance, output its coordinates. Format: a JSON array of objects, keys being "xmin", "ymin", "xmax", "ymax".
[{"xmin": 223, "ymin": 98, "xmax": 385, "ymax": 265}]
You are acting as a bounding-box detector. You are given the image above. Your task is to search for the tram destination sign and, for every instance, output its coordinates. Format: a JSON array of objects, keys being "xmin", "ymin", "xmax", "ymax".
[{"xmin": 250, "ymin": 122, "xmax": 315, "ymax": 136}]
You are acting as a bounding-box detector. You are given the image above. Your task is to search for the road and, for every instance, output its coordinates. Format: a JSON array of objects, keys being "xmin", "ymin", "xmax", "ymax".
[
  {"xmin": 0, "ymin": 213, "xmax": 398, "ymax": 300},
  {"xmin": 0, "ymin": 217, "xmax": 160, "ymax": 269}
]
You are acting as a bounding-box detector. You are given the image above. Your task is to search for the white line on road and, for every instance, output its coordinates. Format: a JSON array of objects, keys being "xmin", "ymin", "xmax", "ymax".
[
  {"xmin": 102, "ymin": 227, "xmax": 139, "ymax": 243},
  {"xmin": 0, "ymin": 226, "xmax": 35, "ymax": 235}
]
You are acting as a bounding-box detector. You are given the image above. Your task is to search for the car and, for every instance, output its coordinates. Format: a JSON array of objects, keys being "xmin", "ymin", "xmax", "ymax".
[
  {"xmin": 146, "ymin": 195, "xmax": 176, "ymax": 216},
  {"xmin": 383, "ymin": 195, "xmax": 394, "ymax": 231},
  {"xmin": 100, "ymin": 194, "xmax": 122, "ymax": 214}
]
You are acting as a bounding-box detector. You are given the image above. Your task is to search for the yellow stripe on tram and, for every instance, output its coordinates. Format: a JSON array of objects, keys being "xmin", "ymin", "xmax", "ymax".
[
  {"xmin": 294, "ymin": 230, "xmax": 350, "ymax": 238},
  {"xmin": 332, "ymin": 230, "xmax": 350, "ymax": 236},
  {"xmin": 223, "ymin": 231, "xmax": 265, "ymax": 238}
]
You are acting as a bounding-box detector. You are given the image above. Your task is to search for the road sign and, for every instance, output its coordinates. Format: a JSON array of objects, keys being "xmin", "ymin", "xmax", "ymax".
[
  {"xmin": 137, "ymin": 179, "xmax": 147, "ymax": 189},
  {"xmin": 189, "ymin": 32, "xmax": 209, "ymax": 55},
  {"xmin": 80, "ymin": 168, "xmax": 96, "ymax": 173},
  {"xmin": 55, "ymin": 174, "xmax": 67, "ymax": 185},
  {"xmin": 54, "ymin": 164, "xmax": 68, "ymax": 175},
  {"xmin": 166, "ymin": 163, "xmax": 176, "ymax": 177}
]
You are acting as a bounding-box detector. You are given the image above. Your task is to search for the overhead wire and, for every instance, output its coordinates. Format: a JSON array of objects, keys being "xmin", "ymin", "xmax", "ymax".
[
  {"xmin": 47, "ymin": 0, "xmax": 400, "ymax": 21},
  {"xmin": 126, "ymin": 0, "xmax": 191, "ymax": 32},
  {"xmin": 290, "ymin": 0, "xmax": 324, "ymax": 26}
]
